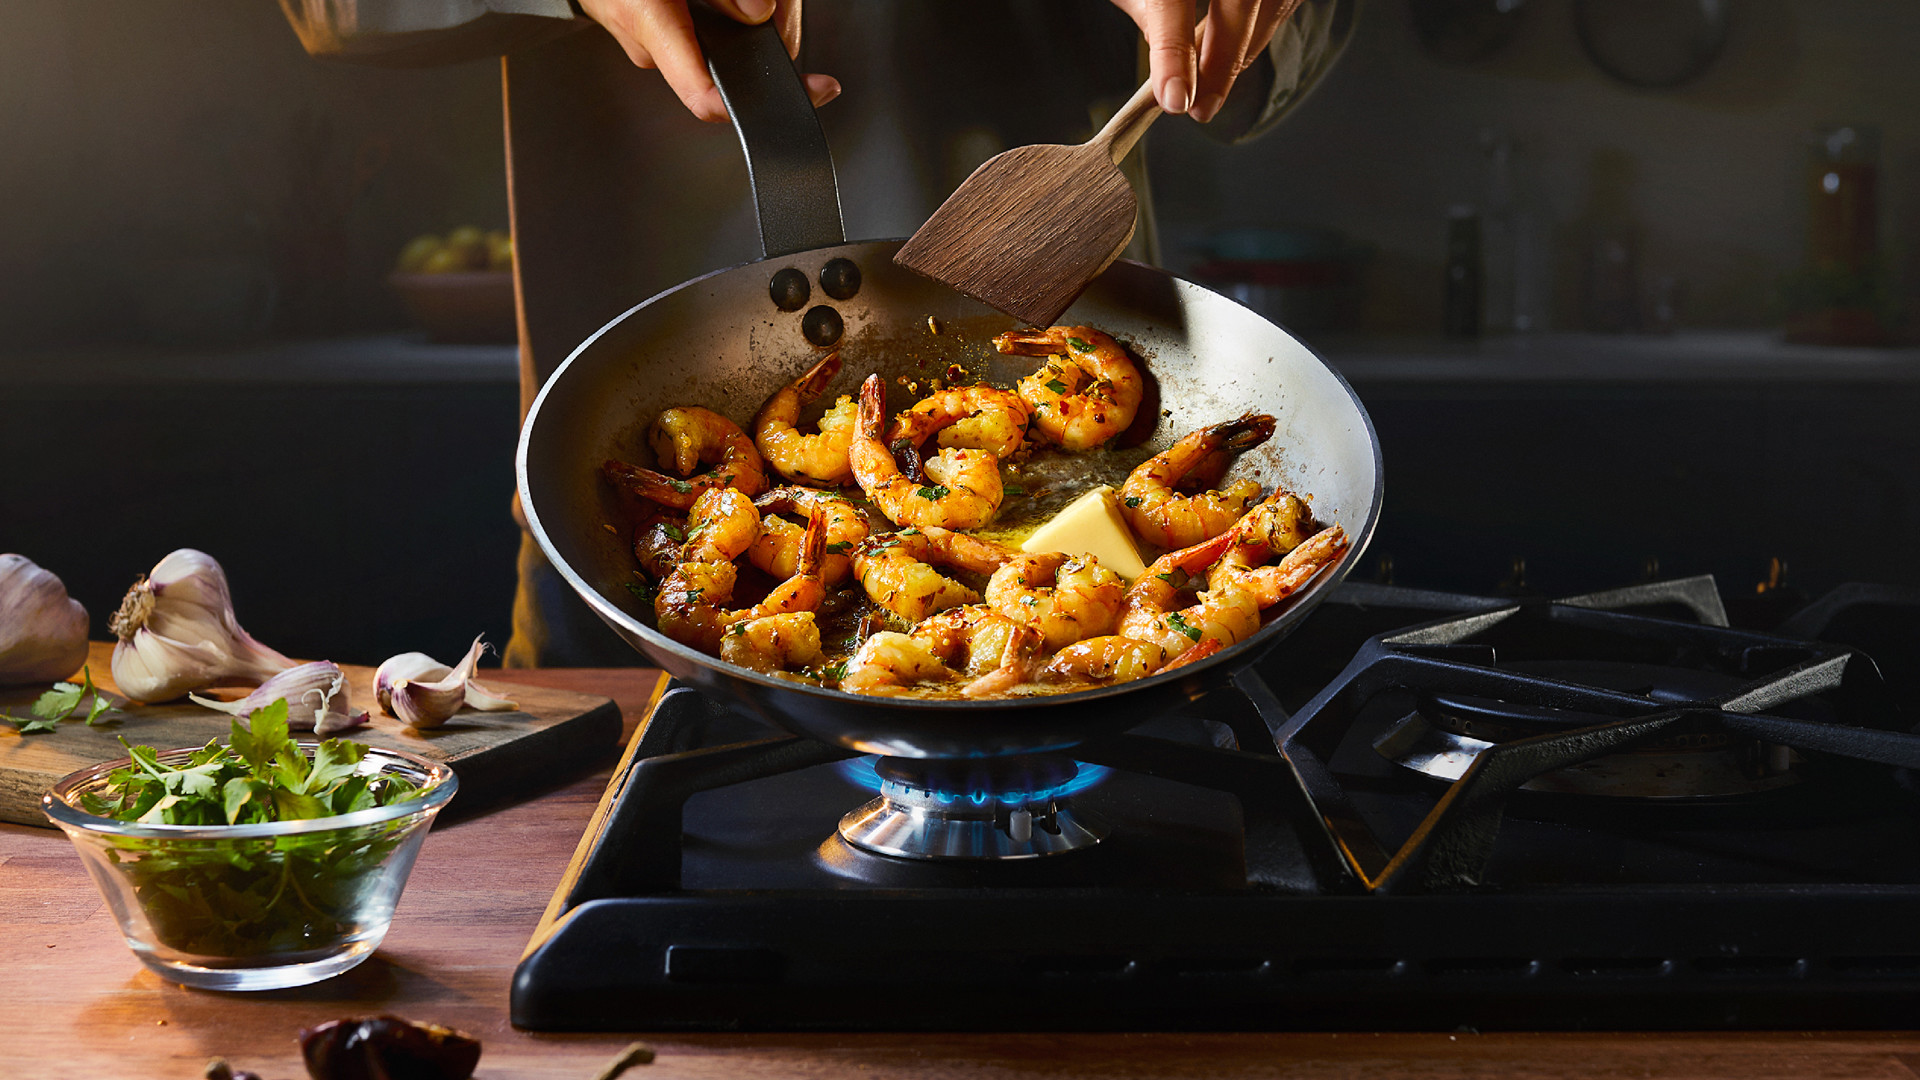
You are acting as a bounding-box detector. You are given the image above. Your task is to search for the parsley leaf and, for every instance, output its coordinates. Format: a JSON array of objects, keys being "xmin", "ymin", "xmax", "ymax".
[
  {"xmin": 1044, "ymin": 379, "xmax": 1069, "ymax": 396},
  {"xmin": 824, "ymin": 540, "xmax": 852, "ymax": 555},
  {"xmin": 1068, "ymin": 336, "xmax": 1093, "ymax": 352},
  {"xmin": 819, "ymin": 660, "xmax": 848, "ymax": 683},
  {"xmin": 32, "ymin": 680, "xmax": 86, "ymax": 721},
  {"xmin": 1166, "ymin": 612, "xmax": 1203, "ymax": 641},
  {"xmin": 667, "ymin": 478, "xmax": 694, "ymax": 494},
  {"xmin": 661, "ymin": 522, "xmax": 686, "ymax": 542},
  {"xmin": 625, "ymin": 579, "xmax": 657, "ymax": 602},
  {"xmin": 1123, "ymin": 496, "xmax": 1143, "ymax": 508},
  {"xmin": 914, "ymin": 484, "xmax": 952, "ymax": 501},
  {"xmin": 6, "ymin": 666, "xmax": 115, "ymax": 734},
  {"xmin": 6, "ymin": 713, "xmax": 60, "ymax": 734}
]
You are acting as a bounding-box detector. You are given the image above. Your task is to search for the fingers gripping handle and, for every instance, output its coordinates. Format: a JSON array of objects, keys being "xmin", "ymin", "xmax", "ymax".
[{"xmin": 690, "ymin": 4, "xmax": 846, "ymax": 258}]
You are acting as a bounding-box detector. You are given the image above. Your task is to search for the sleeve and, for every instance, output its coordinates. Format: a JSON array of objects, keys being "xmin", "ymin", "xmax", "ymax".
[
  {"xmin": 277, "ymin": 0, "xmax": 590, "ymax": 66},
  {"xmin": 1196, "ymin": 0, "xmax": 1357, "ymax": 145}
]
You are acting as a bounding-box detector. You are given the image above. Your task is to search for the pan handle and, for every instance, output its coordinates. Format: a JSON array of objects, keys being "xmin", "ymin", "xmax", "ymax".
[{"xmin": 690, "ymin": 4, "xmax": 846, "ymax": 258}]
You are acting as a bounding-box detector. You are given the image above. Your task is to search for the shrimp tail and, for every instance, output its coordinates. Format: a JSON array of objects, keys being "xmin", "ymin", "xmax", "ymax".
[
  {"xmin": 602, "ymin": 458, "xmax": 698, "ymax": 508},
  {"xmin": 858, "ymin": 373, "xmax": 887, "ymax": 440},
  {"xmin": 1216, "ymin": 412, "xmax": 1278, "ymax": 454},
  {"xmin": 796, "ymin": 505, "xmax": 828, "ymax": 580},
  {"xmin": 796, "ymin": 350, "xmax": 842, "ymax": 400},
  {"xmin": 991, "ymin": 329, "xmax": 1060, "ymax": 356}
]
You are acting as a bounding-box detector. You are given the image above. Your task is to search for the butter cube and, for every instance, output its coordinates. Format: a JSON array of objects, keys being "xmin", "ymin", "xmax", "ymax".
[{"xmin": 1019, "ymin": 485, "xmax": 1147, "ymax": 581}]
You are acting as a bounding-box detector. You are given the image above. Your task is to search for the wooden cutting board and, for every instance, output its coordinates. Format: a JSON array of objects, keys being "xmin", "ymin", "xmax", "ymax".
[{"xmin": 0, "ymin": 643, "xmax": 644, "ymax": 828}]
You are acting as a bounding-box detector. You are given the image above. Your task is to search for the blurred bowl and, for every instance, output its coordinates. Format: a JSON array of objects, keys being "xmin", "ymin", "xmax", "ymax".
[{"xmin": 389, "ymin": 271, "xmax": 517, "ymax": 344}]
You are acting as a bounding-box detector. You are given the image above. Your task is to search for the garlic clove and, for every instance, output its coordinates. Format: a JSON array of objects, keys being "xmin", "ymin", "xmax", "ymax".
[
  {"xmin": 374, "ymin": 636, "xmax": 517, "ymax": 725},
  {"xmin": 0, "ymin": 555, "xmax": 90, "ymax": 687},
  {"xmin": 109, "ymin": 549, "xmax": 296, "ymax": 703},
  {"xmin": 389, "ymin": 676, "xmax": 468, "ymax": 730},
  {"xmin": 189, "ymin": 660, "xmax": 366, "ymax": 734},
  {"xmin": 374, "ymin": 652, "xmax": 449, "ymax": 715}
]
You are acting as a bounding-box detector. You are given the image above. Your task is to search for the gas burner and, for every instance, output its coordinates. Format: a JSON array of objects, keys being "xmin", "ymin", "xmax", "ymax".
[
  {"xmin": 1372, "ymin": 659, "xmax": 1805, "ymax": 798},
  {"xmin": 836, "ymin": 755, "xmax": 1110, "ymax": 859}
]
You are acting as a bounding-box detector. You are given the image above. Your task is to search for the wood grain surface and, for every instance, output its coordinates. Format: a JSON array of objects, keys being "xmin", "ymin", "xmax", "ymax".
[
  {"xmin": 4, "ymin": 667, "xmax": 1920, "ymax": 1079},
  {"xmin": 0, "ymin": 643, "xmax": 623, "ymax": 827}
]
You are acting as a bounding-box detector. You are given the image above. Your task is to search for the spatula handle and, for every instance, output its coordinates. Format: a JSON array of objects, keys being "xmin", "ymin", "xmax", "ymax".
[{"xmin": 1092, "ymin": 80, "xmax": 1163, "ymax": 164}]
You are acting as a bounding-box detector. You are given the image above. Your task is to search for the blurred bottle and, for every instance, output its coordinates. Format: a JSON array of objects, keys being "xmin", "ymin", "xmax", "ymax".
[
  {"xmin": 1785, "ymin": 126, "xmax": 1888, "ymax": 346},
  {"xmin": 1808, "ymin": 126, "xmax": 1878, "ymax": 274},
  {"xmin": 1573, "ymin": 149, "xmax": 1643, "ymax": 332},
  {"xmin": 1444, "ymin": 205, "xmax": 1482, "ymax": 338},
  {"xmin": 1479, "ymin": 130, "xmax": 1549, "ymax": 333}
]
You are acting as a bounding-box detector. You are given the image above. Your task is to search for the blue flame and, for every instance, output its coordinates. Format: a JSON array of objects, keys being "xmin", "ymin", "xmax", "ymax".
[{"xmin": 835, "ymin": 757, "xmax": 1110, "ymax": 806}]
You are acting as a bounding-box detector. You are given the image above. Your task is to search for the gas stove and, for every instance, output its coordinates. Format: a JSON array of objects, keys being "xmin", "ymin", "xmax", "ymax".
[{"xmin": 512, "ymin": 576, "xmax": 1920, "ymax": 1031}]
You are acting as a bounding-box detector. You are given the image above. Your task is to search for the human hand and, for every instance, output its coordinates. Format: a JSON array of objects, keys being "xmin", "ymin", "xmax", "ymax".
[
  {"xmin": 1108, "ymin": 0, "xmax": 1305, "ymax": 123},
  {"xmin": 574, "ymin": 0, "xmax": 841, "ymax": 122}
]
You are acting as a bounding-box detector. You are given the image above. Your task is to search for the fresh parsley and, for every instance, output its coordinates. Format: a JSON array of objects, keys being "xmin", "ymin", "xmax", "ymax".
[
  {"xmin": 625, "ymin": 579, "xmax": 657, "ymax": 603},
  {"xmin": 1166, "ymin": 612, "xmax": 1203, "ymax": 641},
  {"xmin": 1044, "ymin": 378, "xmax": 1069, "ymax": 396},
  {"xmin": 3, "ymin": 666, "xmax": 116, "ymax": 735},
  {"xmin": 661, "ymin": 522, "xmax": 686, "ymax": 542},
  {"xmin": 1068, "ymin": 336, "xmax": 1093, "ymax": 352},
  {"xmin": 819, "ymin": 660, "xmax": 849, "ymax": 683},
  {"xmin": 825, "ymin": 541, "xmax": 852, "ymax": 555},
  {"xmin": 666, "ymin": 478, "xmax": 694, "ymax": 494},
  {"xmin": 1123, "ymin": 496, "xmax": 1143, "ymax": 508},
  {"xmin": 73, "ymin": 700, "xmax": 429, "ymax": 960},
  {"xmin": 914, "ymin": 484, "xmax": 951, "ymax": 501}
]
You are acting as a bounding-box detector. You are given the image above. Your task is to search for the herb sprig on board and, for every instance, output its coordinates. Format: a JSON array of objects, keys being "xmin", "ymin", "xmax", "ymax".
[{"xmin": 3, "ymin": 666, "xmax": 115, "ymax": 735}]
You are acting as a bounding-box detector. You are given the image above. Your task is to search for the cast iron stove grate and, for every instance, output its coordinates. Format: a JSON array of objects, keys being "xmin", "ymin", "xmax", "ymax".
[{"xmin": 513, "ymin": 577, "xmax": 1920, "ymax": 1031}]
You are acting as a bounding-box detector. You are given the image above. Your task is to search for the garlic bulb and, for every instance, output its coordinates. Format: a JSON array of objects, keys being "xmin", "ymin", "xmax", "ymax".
[
  {"xmin": 0, "ymin": 555, "xmax": 90, "ymax": 686},
  {"xmin": 190, "ymin": 660, "xmax": 368, "ymax": 736},
  {"xmin": 109, "ymin": 549, "xmax": 295, "ymax": 703},
  {"xmin": 375, "ymin": 636, "xmax": 516, "ymax": 730}
]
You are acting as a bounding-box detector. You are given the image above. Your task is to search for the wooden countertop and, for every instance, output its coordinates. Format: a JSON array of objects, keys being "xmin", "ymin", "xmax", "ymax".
[{"xmin": 6, "ymin": 667, "xmax": 1920, "ymax": 1079}]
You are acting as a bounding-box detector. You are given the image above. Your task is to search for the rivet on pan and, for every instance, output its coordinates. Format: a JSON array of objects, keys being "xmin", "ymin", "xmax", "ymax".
[
  {"xmin": 769, "ymin": 267, "xmax": 810, "ymax": 311},
  {"xmin": 802, "ymin": 305, "xmax": 844, "ymax": 347},
  {"xmin": 819, "ymin": 258, "xmax": 861, "ymax": 300}
]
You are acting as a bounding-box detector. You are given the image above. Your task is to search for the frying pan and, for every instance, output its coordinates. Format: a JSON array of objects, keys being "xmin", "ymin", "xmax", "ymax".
[{"xmin": 516, "ymin": 11, "xmax": 1383, "ymax": 759}]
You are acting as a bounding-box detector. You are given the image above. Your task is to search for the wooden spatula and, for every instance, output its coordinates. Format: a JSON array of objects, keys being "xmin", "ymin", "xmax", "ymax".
[{"xmin": 894, "ymin": 80, "xmax": 1162, "ymax": 327}]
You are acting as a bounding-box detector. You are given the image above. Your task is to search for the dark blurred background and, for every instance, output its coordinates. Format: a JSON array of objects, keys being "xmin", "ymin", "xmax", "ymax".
[{"xmin": 2, "ymin": 0, "xmax": 1916, "ymax": 665}]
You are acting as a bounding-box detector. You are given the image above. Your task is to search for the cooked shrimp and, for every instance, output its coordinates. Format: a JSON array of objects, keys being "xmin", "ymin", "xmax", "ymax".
[
  {"xmin": 1044, "ymin": 636, "xmax": 1172, "ymax": 684},
  {"xmin": 748, "ymin": 486, "xmax": 870, "ymax": 587},
  {"xmin": 886, "ymin": 384, "xmax": 1032, "ymax": 460},
  {"xmin": 656, "ymin": 493, "xmax": 826, "ymax": 653},
  {"xmin": 1120, "ymin": 413, "xmax": 1277, "ymax": 549},
  {"xmin": 995, "ymin": 326, "xmax": 1144, "ymax": 451},
  {"xmin": 1043, "ymin": 634, "xmax": 1221, "ymax": 685},
  {"xmin": 849, "ymin": 374, "xmax": 1003, "ymax": 529},
  {"xmin": 604, "ymin": 407, "xmax": 767, "ymax": 510},
  {"xmin": 851, "ymin": 526, "xmax": 1015, "ymax": 624},
  {"xmin": 719, "ymin": 612, "xmax": 824, "ymax": 675},
  {"xmin": 753, "ymin": 352, "xmax": 860, "ymax": 486},
  {"xmin": 838, "ymin": 632, "xmax": 953, "ymax": 696},
  {"xmin": 910, "ymin": 605, "xmax": 1026, "ymax": 677},
  {"xmin": 1209, "ymin": 522, "xmax": 1351, "ymax": 608},
  {"xmin": 984, "ymin": 552, "xmax": 1126, "ymax": 650},
  {"xmin": 631, "ymin": 507, "xmax": 689, "ymax": 580},
  {"xmin": 839, "ymin": 616, "xmax": 1042, "ymax": 698},
  {"xmin": 1114, "ymin": 531, "xmax": 1264, "ymax": 656}
]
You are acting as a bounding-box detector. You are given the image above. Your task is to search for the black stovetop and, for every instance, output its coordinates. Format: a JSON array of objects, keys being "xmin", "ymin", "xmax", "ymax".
[{"xmin": 512, "ymin": 576, "xmax": 1920, "ymax": 1031}]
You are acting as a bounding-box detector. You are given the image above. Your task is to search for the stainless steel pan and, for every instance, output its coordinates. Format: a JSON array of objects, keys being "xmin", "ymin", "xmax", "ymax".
[{"xmin": 516, "ymin": 13, "xmax": 1383, "ymax": 759}]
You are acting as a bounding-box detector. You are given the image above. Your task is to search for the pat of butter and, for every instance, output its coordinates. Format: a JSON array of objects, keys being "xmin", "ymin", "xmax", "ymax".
[{"xmin": 1019, "ymin": 485, "xmax": 1148, "ymax": 581}]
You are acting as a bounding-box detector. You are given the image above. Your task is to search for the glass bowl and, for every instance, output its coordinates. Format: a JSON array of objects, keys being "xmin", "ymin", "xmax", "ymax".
[{"xmin": 42, "ymin": 743, "xmax": 456, "ymax": 991}]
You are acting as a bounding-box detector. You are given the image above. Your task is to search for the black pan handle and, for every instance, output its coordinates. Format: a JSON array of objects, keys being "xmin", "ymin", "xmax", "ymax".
[{"xmin": 689, "ymin": 4, "xmax": 846, "ymax": 258}]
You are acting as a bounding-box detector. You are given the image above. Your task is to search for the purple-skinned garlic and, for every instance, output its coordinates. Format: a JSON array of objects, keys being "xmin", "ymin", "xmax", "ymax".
[
  {"xmin": 189, "ymin": 660, "xmax": 368, "ymax": 736},
  {"xmin": 0, "ymin": 555, "xmax": 90, "ymax": 686},
  {"xmin": 375, "ymin": 636, "xmax": 515, "ymax": 730},
  {"xmin": 108, "ymin": 549, "xmax": 295, "ymax": 703}
]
